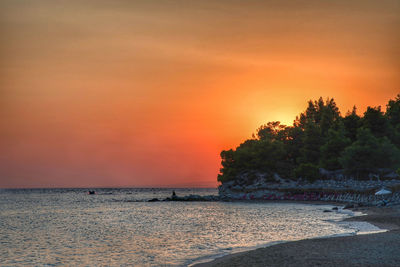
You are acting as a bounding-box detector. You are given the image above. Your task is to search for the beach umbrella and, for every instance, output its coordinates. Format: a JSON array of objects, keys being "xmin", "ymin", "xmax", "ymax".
[{"xmin": 375, "ymin": 188, "xmax": 392, "ymax": 195}]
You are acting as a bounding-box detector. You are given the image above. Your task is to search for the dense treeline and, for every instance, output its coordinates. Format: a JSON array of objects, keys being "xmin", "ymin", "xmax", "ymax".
[{"xmin": 218, "ymin": 95, "xmax": 400, "ymax": 183}]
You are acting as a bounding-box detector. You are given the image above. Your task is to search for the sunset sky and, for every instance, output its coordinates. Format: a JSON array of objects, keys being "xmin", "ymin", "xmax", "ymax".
[{"xmin": 1, "ymin": 0, "xmax": 399, "ymax": 188}]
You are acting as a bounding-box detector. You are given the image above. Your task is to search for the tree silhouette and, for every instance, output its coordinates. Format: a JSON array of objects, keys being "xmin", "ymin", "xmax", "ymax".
[{"xmin": 218, "ymin": 95, "xmax": 400, "ymax": 183}]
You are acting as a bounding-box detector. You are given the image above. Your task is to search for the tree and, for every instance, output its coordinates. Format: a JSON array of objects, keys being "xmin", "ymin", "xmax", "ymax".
[
  {"xmin": 342, "ymin": 106, "xmax": 361, "ymax": 142},
  {"xmin": 320, "ymin": 127, "xmax": 351, "ymax": 170},
  {"xmin": 339, "ymin": 128, "xmax": 400, "ymax": 179},
  {"xmin": 255, "ymin": 121, "xmax": 286, "ymax": 141},
  {"xmin": 218, "ymin": 95, "xmax": 400, "ymax": 184},
  {"xmin": 385, "ymin": 94, "xmax": 400, "ymax": 147},
  {"xmin": 217, "ymin": 138, "xmax": 286, "ymax": 183},
  {"xmin": 298, "ymin": 121, "xmax": 324, "ymax": 165},
  {"xmin": 294, "ymin": 97, "xmax": 340, "ymax": 135},
  {"xmin": 285, "ymin": 126, "xmax": 304, "ymax": 165},
  {"xmin": 320, "ymin": 98, "xmax": 341, "ymax": 135},
  {"xmin": 294, "ymin": 163, "xmax": 320, "ymax": 182},
  {"xmin": 386, "ymin": 94, "xmax": 400, "ymax": 126},
  {"xmin": 218, "ymin": 149, "xmax": 237, "ymax": 183},
  {"xmin": 362, "ymin": 106, "xmax": 389, "ymax": 138}
]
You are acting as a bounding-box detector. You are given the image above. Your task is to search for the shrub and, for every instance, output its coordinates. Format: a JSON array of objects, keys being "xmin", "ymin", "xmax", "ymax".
[{"xmin": 295, "ymin": 163, "xmax": 320, "ymax": 182}]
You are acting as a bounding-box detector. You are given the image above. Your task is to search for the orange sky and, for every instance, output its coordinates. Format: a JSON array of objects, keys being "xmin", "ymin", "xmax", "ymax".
[{"xmin": 1, "ymin": 0, "xmax": 399, "ymax": 188}]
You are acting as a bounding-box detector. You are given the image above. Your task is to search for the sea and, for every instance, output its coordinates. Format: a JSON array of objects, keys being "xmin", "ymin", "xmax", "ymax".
[{"xmin": 0, "ymin": 188, "xmax": 384, "ymax": 266}]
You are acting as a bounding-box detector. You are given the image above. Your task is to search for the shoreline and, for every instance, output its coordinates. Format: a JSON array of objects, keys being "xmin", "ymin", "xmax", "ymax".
[{"xmin": 192, "ymin": 204, "xmax": 400, "ymax": 267}]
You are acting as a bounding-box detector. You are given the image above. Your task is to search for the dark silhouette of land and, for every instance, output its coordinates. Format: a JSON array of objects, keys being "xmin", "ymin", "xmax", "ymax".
[{"xmin": 218, "ymin": 95, "xmax": 400, "ymax": 184}]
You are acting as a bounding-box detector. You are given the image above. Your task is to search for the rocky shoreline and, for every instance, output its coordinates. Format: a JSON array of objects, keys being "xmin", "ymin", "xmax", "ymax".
[
  {"xmin": 147, "ymin": 194, "xmax": 220, "ymax": 202},
  {"xmin": 218, "ymin": 172, "xmax": 400, "ymax": 206},
  {"xmin": 145, "ymin": 175, "xmax": 400, "ymax": 206}
]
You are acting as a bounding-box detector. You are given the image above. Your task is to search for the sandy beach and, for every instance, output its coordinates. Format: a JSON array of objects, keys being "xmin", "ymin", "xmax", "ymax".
[{"xmin": 194, "ymin": 205, "xmax": 400, "ymax": 267}]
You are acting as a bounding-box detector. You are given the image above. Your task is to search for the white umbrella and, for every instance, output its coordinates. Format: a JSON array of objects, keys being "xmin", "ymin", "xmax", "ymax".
[{"xmin": 375, "ymin": 188, "xmax": 392, "ymax": 195}]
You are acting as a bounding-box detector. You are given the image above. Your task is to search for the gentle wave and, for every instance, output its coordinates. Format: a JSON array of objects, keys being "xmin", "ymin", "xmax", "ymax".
[{"xmin": 0, "ymin": 188, "xmax": 371, "ymax": 266}]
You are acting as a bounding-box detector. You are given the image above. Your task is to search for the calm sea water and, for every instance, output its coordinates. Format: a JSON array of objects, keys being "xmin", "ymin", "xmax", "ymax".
[{"xmin": 0, "ymin": 188, "xmax": 380, "ymax": 266}]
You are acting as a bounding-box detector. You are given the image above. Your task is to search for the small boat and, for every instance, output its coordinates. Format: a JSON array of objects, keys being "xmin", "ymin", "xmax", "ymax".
[{"xmin": 88, "ymin": 190, "xmax": 96, "ymax": 195}]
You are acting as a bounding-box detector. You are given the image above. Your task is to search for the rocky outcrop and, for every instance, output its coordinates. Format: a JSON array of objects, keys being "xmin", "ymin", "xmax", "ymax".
[
  {"xmin": 319, "ymin": 168, "xmax": 399, "ymax": 180},
  {"xmin": 148, "ymin": 194, "xmax": 220, "ymax": 202},
  {"xmin": 218, "ymin": 170, "xmax": 400, "ymax": 205}
]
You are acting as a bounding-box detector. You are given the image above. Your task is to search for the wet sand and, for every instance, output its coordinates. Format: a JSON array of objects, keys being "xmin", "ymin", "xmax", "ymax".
[{"xmin": 193, "ymin": 205, "xmax": 400, "ymax": 267}]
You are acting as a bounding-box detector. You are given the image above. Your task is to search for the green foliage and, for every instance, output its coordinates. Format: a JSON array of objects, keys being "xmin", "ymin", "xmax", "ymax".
[
  {"xmin": 320, "ymin": 127, "xmax": 351, "ymax": 170},
  {"xmin": 295, "ymin": 97, "xmax": 341, "ymax": 134},
  {"xmin": 285, "ymin": 126, "xmax": 304, "ymax": 165},
  {"xmin": 385, "ymin": 94, "xmax": 400, "ymax": 147},
  {"xmin": 255, "ymin": 121, "xmax": 286, "ymax": 141},
  {"xmin": 218, "ymin": 149, "xmax": 237, "ymax": 183},
  {"xmin": 218, "ymin": 94, "xmax": 400, "ymax": 184},
  {"xmin": 218, "ymin": 138, "xmax": 286, "ymax": 183},
  {"xmin": 294, "ymin": 163, "xmax": 320, "ymax": 182},
  {"xmin": 386, "ymin": 94, "xmax": 400, "ymax": 126},
  {"xmin": 362, "ymin": 106, "xmax": 389, "ymax": 138},
  {"xmin": 298, "ymin": 121, "xmax": 324, "ymax": 165},
  {"xmin": 343, "ymin": 106, "xmax": 361, "ymax": 142},
  {"xmin": 339, "ymin": 128, "xmax": 400, "ymax": 179}
]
